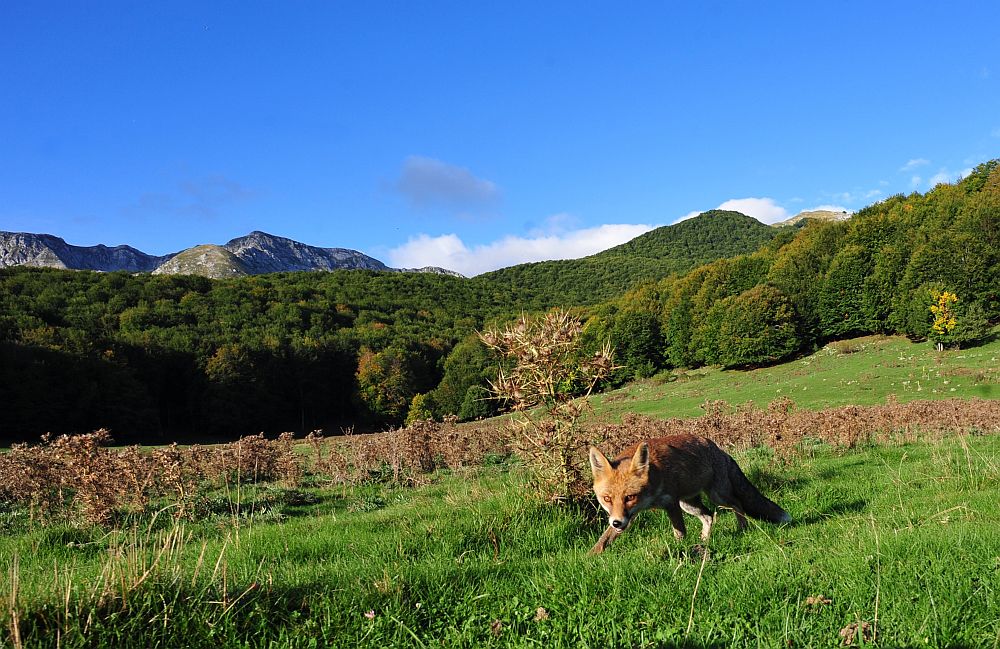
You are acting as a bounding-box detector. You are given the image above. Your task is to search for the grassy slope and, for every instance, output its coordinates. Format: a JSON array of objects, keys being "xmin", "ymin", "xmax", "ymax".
[
  {"xmin": 591, "ymin": 333, "xmax": 1000, "ymax": 423},
  {"xmin": 4, "ymin": 437, "xmax": 1000, "ymax": 647}
]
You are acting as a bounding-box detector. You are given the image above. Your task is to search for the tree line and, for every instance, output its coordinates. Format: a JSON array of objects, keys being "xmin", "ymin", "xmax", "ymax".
[{"xmin": 0, "ymin": 270, "xmax": 502, "ymax": 441}]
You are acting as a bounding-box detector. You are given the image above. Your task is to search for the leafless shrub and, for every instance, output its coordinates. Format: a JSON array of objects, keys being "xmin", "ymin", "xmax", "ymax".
[
  {"xmin": 148, "ymin": 444, "xmax": 202, "ymax": 519},
  {"xmin": 0, "ymin": 430, "xmax": 153, "ymax": 525},
  {"xmin": 0, "ymin": 431, "xmax": 307, "ymax": 525},
  {"xmin": 479, "ymin": 309, "xmax": 616, "ymax": 501},
  {"xmin": 304, "ymin": 430, "xmax": 353, "ymax": 483},
  {"xmin": 321, "ymin": 417, "xmax": 513, "ymax": 486}
]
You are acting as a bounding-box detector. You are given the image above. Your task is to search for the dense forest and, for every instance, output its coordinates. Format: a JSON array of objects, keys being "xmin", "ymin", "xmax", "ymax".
[{"xmin": 2, "ymin": 161, "xmax": 997, "ymax": 442}]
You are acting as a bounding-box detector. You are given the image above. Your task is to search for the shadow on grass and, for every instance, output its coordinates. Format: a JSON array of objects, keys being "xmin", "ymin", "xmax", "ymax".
[{"xmin": 791, "ymin": 498, "xmax": 868, "ymax": 527}]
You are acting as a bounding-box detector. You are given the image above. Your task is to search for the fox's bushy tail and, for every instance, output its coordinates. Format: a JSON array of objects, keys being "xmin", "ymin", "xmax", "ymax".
[{"xmin": 727, "ymin": 460, "xmax": 791, "ymax": 523}]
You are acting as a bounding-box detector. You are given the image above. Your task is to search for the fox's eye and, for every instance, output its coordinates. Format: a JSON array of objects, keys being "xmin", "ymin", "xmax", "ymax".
[
  {"xmin": 624, "ymin": 494, "xmax": 637, "ymax": 503},
  {"xmin": 602, "ymin": 495, "xmax": 612, "ymax": 504}
]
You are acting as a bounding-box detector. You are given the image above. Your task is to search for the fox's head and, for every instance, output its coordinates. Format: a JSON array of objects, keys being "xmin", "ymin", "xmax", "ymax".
[{"xmin": 589, "ymin": 442, "xmax": 653, "ymax": 531}]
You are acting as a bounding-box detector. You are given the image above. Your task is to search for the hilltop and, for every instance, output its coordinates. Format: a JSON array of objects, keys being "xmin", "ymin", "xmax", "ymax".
[
  {"xmin": 771, "ymin": 208, "xmax": 851, "ymax": 227},
  {"xmin": 474, "ymin": 210, "xmax": 790, "ymax": 309}
]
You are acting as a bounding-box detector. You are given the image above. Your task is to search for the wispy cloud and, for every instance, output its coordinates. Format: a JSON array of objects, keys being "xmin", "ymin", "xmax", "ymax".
[
  {"xmin": 125, "ymin": 175, "xmax": 255, "ymax": 219},
  {"xmin": 388, "ymin": 221, "xmax": 656, "ymax": 276},
  {"xmin": 395, "ymin": 155, "xmax": 500, "ymax": 212},
  {"xmin": 927, "ymin": 167, "xmax": 974, "ymax": 187},
  {"xmin": 901, "ymin": 158, "xmax": 975, "ymax": 189},
  {"xmin": 900, "ymin": 158, "xmax": 931, "ymax": 172},
  {"xmin": 828, "ymin": 189, "xmax": 884, "ymax": 203},
  {"xmin": 806, "ymin": 204, "xmax": 851, "ymax": 214}
]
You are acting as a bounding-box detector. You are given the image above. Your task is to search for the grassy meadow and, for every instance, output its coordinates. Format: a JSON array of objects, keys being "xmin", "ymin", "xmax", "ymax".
[
  {"xmin": 3, "ymin": 333, "xmax": 1000, "ymax": 648},
  {"xmin": 3, "ymin": 436, "xmax": 1000, "ymax": 647}
]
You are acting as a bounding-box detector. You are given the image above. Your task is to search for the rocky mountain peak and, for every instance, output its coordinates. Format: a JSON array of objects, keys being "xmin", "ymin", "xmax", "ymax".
[
  {"xmin": 0, "ymin": 231, "xmax": 171, "ymax": 272},
  {"xmin": 223, "ymin": 231, "xmax": 389, "ymax": 274},
  {"xmin": 1, "ymin": 229, "xmax": 462, "ymax": 277}
]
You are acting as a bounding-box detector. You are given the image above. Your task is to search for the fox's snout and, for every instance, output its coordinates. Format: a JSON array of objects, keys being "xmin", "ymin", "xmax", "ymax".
[{"xmin": 610, "ymin": 517, "xmax": 627, "ymax": 530}]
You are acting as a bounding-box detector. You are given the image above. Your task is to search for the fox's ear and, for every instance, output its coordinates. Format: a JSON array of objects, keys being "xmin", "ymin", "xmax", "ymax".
[
  {"xmin": 631, "ymin": 442, "xmax": 650, "ymax": 476},
  {"xmin": 589, "ymin": 446, "xmax": 611, "ymax": 478}
]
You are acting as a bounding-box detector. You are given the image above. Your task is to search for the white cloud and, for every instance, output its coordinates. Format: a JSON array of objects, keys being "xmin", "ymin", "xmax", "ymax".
[
  {"xmin": 388, "ymin": 222, "xmax": 656, "ymax": 276},
  {"xmin": 716, "ymin": 197, "xmax": 790, "ymax": 224},
  {"xmin": 900, "ymin": 158, "xmax": 931, "ymax": 172},
  {"xmin": 928, "ymin": 171, "xmax": 952, "ymax": 187},
  {"xmin": 395, "ymin": 155, "xmax": 500, "ymax": 211},
  {"xmin": 528, "ymin": 212, "xmax": 580, "ymax": 237},
  {"xmin": 671, "ymin": 198, "xmax": 789, "ymax": 225},
  {"xmin": 674, "ymin": 209, "xmax": 704, "ymax": 223}
]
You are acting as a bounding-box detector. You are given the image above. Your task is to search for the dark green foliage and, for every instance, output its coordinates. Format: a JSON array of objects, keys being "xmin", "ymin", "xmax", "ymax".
[
  {"xmin": 688, "ymin": 255, "xmax": 773, "ymax": 365},
  {"xmin": 428, "ymin": 334, "xmax": 498, "ymax": 420},
  {"xmin": 0, "ymin": 269, "xmax": 495, "ymax": 439},
  {"xmin": 598, "ymin": 160, "xmax": 999, "ymax": 375},
  {"xmin": 894, "ymin": 282, "xmax": 945, "ymax": 340},
  {"xmin": 818, "ymin": 245, "xmax": 871, "ymax": 337},
  {"xmin": 765, "ymin": 220, "xmax": 847, "ymax": 340},
  {"xmin": 716, "ymin": 285, "xmax": 800, "ymax": 368},
  {"xmin": 608, "ymin": 310, "xmax": 665, "ymax": 379},
  {"xmin": 950, "ymin": 302, "xmax": 993, "ymax": 348},
  {"xmin": 355, "ymin": 345, "xmax": 432, "ymax": 426},
  {"xmin": 458, "ymin": 385, "xmax": 495, "ymax": 421}
]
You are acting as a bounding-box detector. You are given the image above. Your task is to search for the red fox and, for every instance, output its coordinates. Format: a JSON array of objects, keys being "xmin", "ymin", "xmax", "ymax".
[{"xmin": 588, "ymin": 434, "xmax": 790, "ymax": 553}]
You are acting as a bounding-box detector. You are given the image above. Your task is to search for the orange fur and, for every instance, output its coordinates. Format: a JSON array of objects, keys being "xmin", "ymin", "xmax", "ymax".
[{"xmin": 588, "ymin": 434, "xmax": 790, "ymax": 553}]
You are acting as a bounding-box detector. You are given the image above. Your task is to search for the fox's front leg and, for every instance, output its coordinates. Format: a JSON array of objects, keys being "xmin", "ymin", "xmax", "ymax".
[
  {"xmin": 589, "ymin": 525, "xmax": 623, "ymax": 554},
  {"xmin": 665, "ymin": 502, "xmax": 688, "ymax": 540}
]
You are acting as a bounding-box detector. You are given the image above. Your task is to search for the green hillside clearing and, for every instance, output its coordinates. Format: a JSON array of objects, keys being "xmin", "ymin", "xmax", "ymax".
[{"xmin": 592, "ymin": 332, "xmax": 999, "ymax": 422}]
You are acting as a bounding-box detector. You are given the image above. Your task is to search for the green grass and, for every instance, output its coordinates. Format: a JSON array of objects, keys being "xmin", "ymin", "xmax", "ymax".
[
  {"xmin": 592, "ymin": 334, "xmax": 1000, "ymax": 421},
  {"xmin": 4, "ymin": 435, "xmax": 1000, "ymax": 647}
]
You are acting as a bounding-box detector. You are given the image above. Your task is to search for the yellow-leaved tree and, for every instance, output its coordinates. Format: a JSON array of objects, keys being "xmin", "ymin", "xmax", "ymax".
[{"xmin": 928, "ymin": 290, "xmax": 958, "ymax": 352}]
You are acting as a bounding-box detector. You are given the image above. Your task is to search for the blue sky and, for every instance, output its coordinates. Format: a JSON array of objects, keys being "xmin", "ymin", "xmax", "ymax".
[{"xmin": 2, "ymin": 2, "xmax": 998, "ymax": 276}]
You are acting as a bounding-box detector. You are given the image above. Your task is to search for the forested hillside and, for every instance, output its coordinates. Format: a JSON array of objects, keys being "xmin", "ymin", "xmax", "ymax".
[
  {"xmin": 2, "ymin": 162, "xmax": 997, "ymax": 442},
  {"xmin": 475, "ymin": 211, "xmax": 786, "ymax": 309}
]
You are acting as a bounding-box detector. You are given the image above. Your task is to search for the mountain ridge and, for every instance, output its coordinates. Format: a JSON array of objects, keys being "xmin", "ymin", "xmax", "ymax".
[
  {"xmin": 0, "ymin": 230, "xmax": 462, "ymax": 278},
  {"xmin": 0, "ymin": 231, "xmax": 172, "ymax": 272},
  {"xmin": 1, "ymin": 208, "xmax": 828, "ymax": 282}
]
